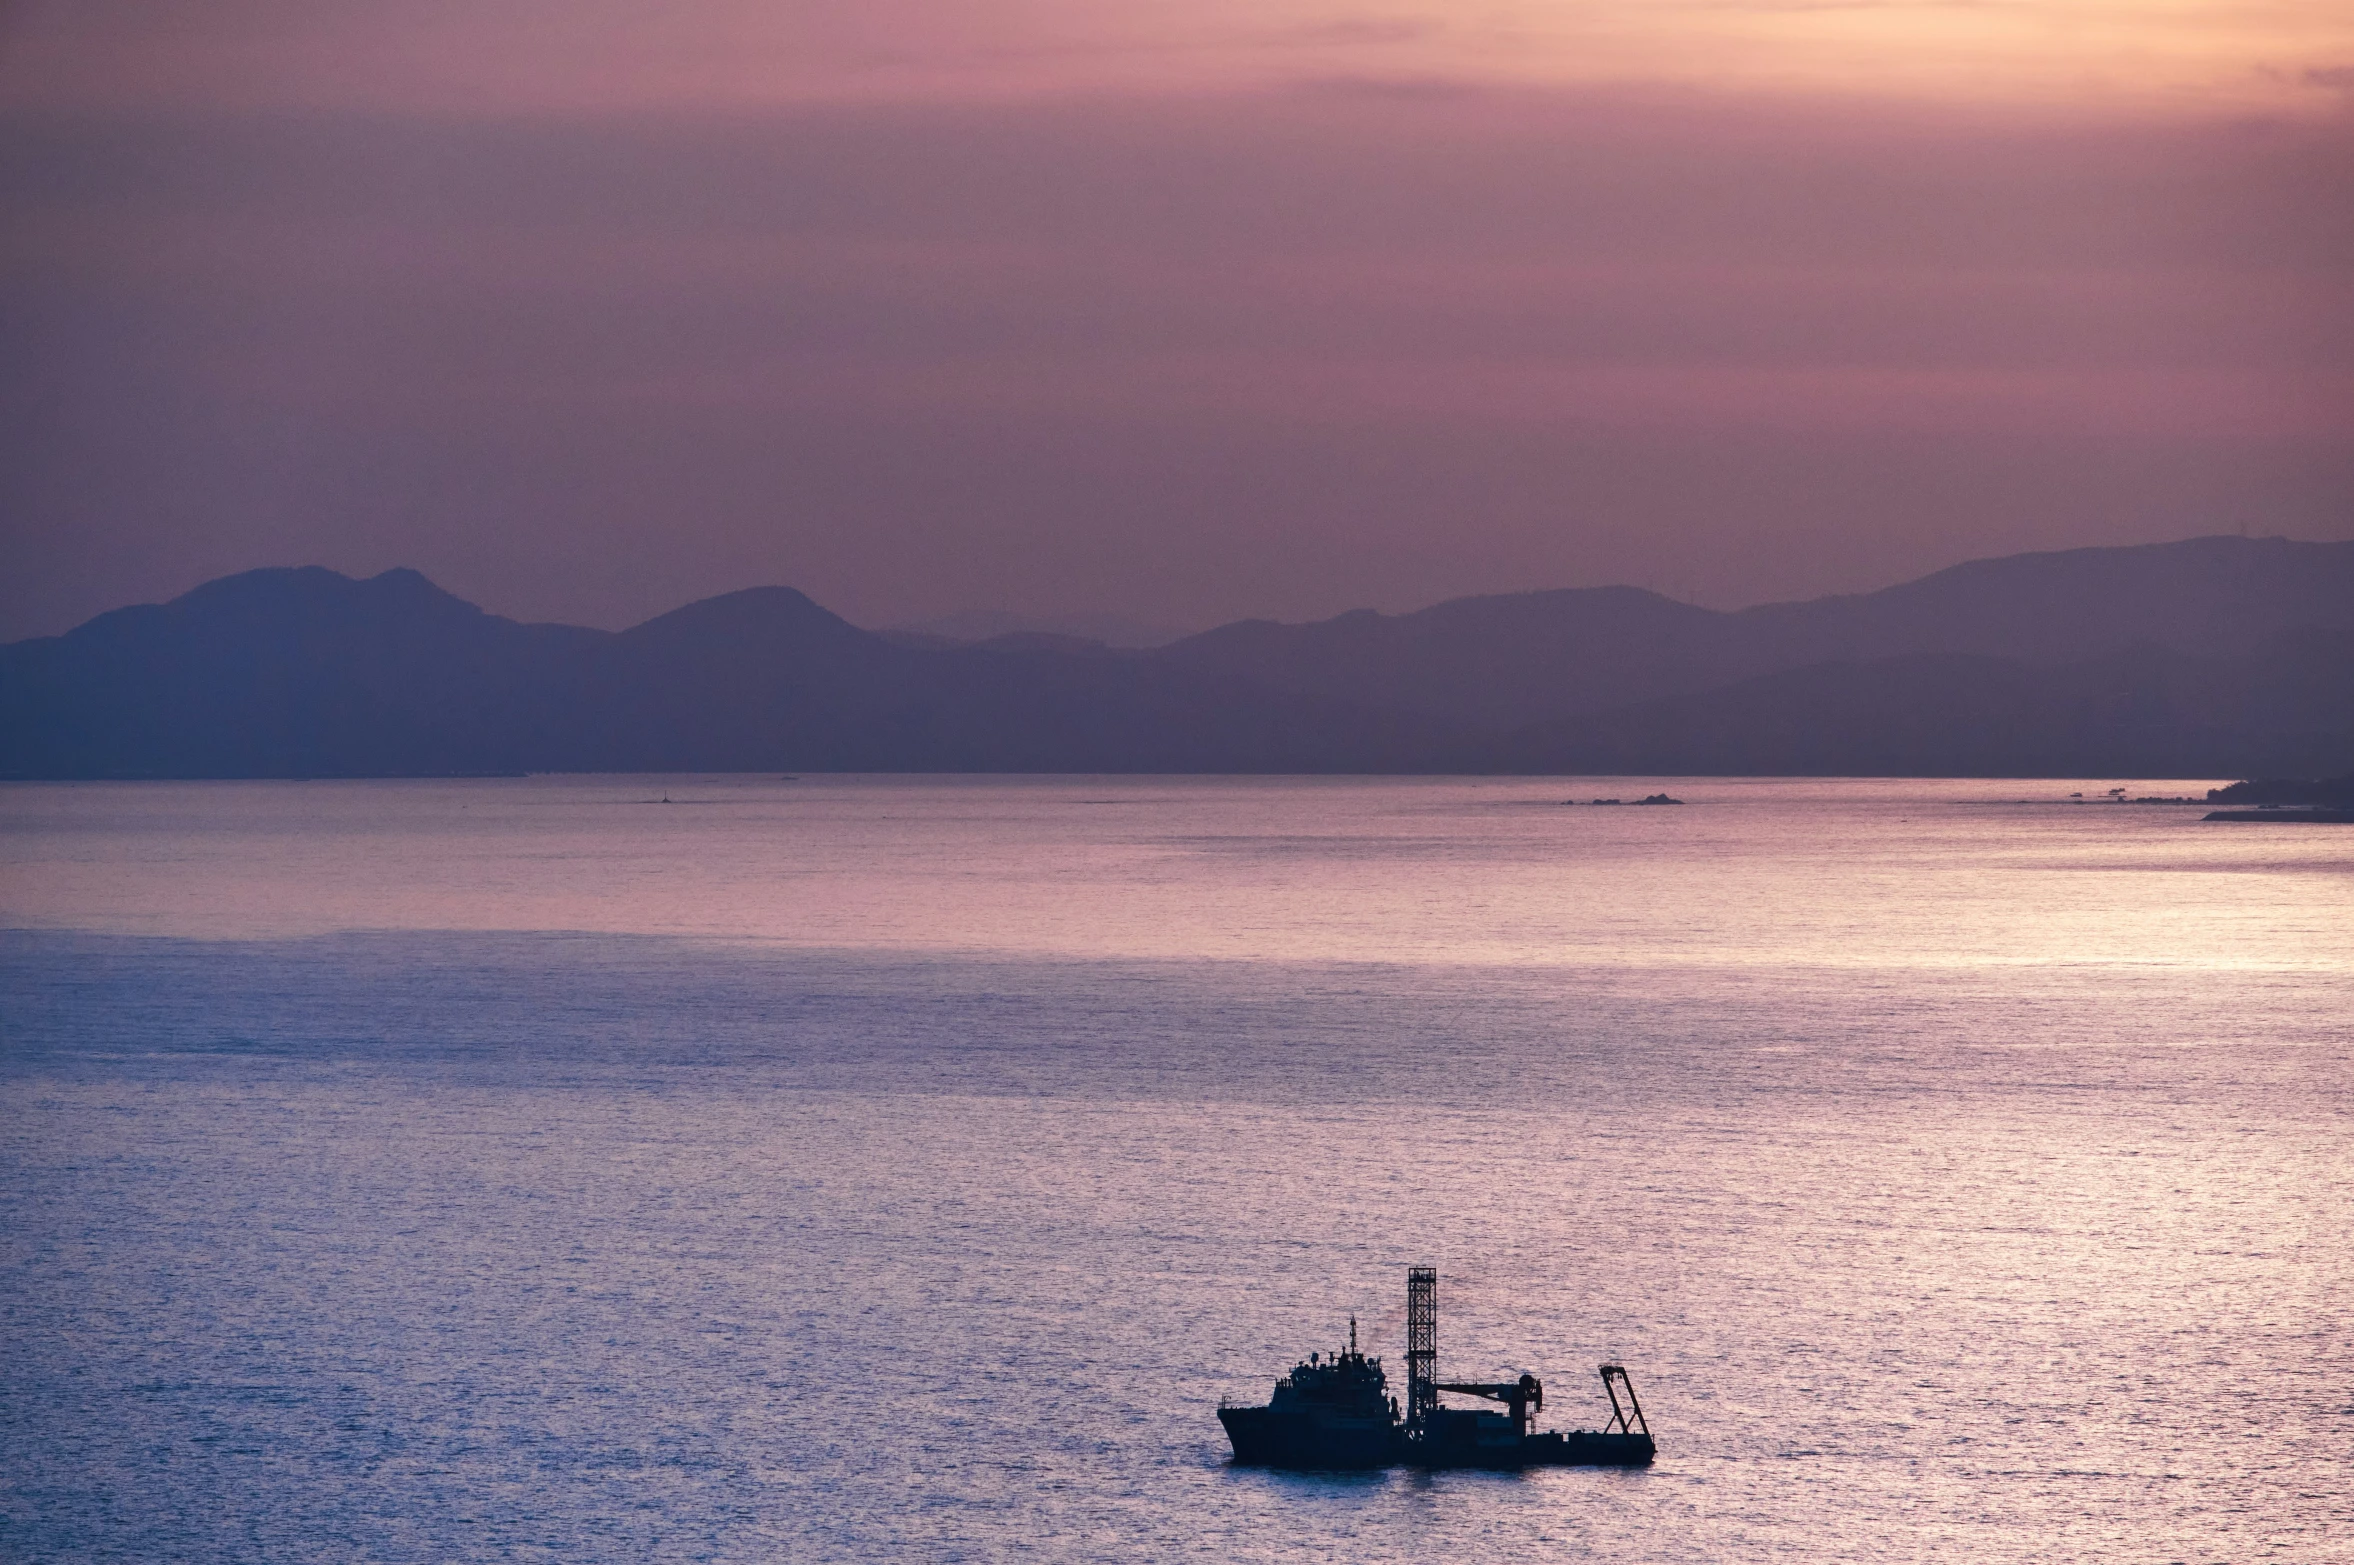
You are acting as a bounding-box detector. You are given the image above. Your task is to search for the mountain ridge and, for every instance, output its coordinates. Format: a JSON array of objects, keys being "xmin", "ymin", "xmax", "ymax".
[
  {"xmin": 0, "ymin": 567, "xmax": 1448, "ymax": 777},
  {"xmin": 1471, "ymin": 626, "xmax": 2354, "ymax": 779},
  {"xmin": 3, "ymin": 538, "xmax": 2347, "ymax": 778},
  {"xmin": 1157, "ymin": 535, "xmax": 2354, "ymax": 731}
]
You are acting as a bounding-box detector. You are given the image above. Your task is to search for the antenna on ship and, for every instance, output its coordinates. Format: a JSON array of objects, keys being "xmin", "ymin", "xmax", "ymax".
[{"xmin": 1350, "ymin": 1315, "xmax": 1358, "ymax": 1355}]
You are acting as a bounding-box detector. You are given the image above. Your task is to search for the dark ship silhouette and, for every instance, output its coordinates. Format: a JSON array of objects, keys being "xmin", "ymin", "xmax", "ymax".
[{"xmin": 1218, "ymin": 1267, "xmax": 1655, "ymax": 1469}]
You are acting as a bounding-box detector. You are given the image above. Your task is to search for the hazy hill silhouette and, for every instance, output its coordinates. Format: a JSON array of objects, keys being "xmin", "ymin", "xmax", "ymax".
[
  {"xmin": 0, "ymin": 569, "xmax": 1444, "ymax": 778},
  {"xmin": 0, "ymin": 567, "xmax": 601, "ymax": 778},
  {"xmin": 2, "ymin": 536, "xmax": 2347, "ymax": 778},
  {"xmin": 1156, "ymin": 536, "xmax": 2354, "ymax": 731},
  {"xmin": 889, "ymin": 608, "xmax": 1189, "ymax": 649},
  {"xmin": 1469, "ymin": 627, "xmax": 2354, "ymax": 778}
]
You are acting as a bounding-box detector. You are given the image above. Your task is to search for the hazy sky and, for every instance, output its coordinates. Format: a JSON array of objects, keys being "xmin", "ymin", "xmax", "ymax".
[{"xmin": 3, "ymin": 1, "xmax": 2349, "ymax": 638}]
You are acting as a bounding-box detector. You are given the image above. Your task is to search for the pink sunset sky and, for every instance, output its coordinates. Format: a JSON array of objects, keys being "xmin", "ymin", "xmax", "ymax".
[{"xmin": 2, "ymin": 0, "xmax": 2349, "ymax": 637}]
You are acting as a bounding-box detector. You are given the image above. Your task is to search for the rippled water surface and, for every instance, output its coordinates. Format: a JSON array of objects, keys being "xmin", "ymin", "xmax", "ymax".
[{"xmin": 4, "ymin": 776, "xmax": 2350, "ymax": 1562}]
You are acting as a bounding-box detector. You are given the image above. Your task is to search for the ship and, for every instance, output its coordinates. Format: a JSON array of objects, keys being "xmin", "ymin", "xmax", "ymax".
[{"xmin": 1218, "ymin": 1267, "xmax": 1655, "ymax": 1470}]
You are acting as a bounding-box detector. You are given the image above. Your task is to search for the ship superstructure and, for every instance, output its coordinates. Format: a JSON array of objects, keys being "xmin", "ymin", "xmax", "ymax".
[{"xmin": 1216, "ymin": 1316, "xmax": 1399, "ymax": 1469}]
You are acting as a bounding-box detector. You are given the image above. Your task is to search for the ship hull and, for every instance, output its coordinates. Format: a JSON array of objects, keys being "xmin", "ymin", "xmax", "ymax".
[
  {"xmin": 1219, "ymin": 1409, "xmax": 1654, "ymax": 1471},
  {"xmin": 1217, "ymin": 1406, "xmax": 1398, "ymax": 1470},
  {"xmin": 1407, "ymin": 1429, "xmax": 1655, "ymax": 1468}
]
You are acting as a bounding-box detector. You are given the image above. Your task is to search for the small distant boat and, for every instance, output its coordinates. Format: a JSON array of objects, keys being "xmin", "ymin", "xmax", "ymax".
[{"xmin": 1217, "ymin": 1268, "xmax": 1656, "ymax": 1470}]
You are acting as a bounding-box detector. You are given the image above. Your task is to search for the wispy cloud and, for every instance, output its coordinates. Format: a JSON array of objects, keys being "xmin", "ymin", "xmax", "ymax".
[
  {"xmin": 3, "ymin": 1, "xmax": 2347, "ymax": 114},
  {"xmin": 4, "ymin": 72, "xmax": 2345, "ymax": 637}
]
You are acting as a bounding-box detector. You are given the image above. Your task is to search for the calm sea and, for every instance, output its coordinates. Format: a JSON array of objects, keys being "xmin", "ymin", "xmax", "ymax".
[{"xmin": 3, "ymin": 776, "xmax": 2349, "ymax": 1562}]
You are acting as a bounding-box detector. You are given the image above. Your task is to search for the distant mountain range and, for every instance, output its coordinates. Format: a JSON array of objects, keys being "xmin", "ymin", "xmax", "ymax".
[{"xmin": 4, "ymin": 537, "xmax": 2349, "ymax": 778}]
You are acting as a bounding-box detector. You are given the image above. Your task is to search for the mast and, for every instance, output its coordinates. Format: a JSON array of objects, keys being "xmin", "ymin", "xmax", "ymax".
[{"xmin": 1405, "ymin": 1266, "xmax": 1438, "ymax": 1434}]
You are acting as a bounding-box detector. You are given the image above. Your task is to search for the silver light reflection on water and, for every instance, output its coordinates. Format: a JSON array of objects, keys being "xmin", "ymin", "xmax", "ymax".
[{"xmin": 2, "ymin": 776, "xmax": 2349, "ymax": 1561}]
